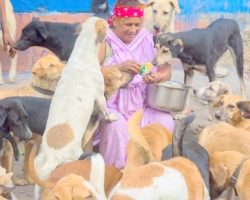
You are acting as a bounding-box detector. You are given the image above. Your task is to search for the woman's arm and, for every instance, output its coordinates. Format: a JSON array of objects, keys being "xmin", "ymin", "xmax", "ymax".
[{"xmin": 0, "ymin": 0, "xmax": 15, "ymax": 57}]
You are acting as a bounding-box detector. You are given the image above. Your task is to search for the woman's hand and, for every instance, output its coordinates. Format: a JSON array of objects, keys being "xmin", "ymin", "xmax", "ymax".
[
  {"xmin": 117, "ymin": 60, "xmax": 141, "ymax": 74},
  {"xmin": 143, "ymin": 64, "xmax": 172, "ymax": 84}
]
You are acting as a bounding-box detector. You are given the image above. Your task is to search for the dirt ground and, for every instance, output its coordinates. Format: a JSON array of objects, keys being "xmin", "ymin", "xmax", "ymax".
[{"xmin": 0, "ymin": 55, "xmax": 248, "ymax": 199}]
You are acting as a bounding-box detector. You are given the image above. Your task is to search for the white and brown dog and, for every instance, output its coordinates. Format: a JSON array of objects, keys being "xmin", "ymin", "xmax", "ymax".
[
  {"xmin": 193, "ymin": 81, "xmax": 231, "ymax": 120},
  {"xmin": 143, "ymin": 0, "xmax": 181, "ymax": 34},
  {"xmin": 0, "ymin": 0, "xmax": 18, "ymax": 84},
  {"xmin": 33, "ymin": 17, "xmax": 115, "ymax": 194},
  {"xmin": 108, "ymin": 111, "xmax": 210, "ymax": 200}
]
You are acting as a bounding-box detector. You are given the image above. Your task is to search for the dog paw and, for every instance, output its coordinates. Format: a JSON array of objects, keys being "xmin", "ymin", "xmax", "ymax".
[
  {"xmin": 173, "ymin": 109, "xmax": 194, "ymax": 120},
  {"xmin": 105, "ymin": 113, "xmax": 118, "ymax": 122},
  {"xmin": 13, "ymin": 177, "xmax": 29, "ymax": 186}
]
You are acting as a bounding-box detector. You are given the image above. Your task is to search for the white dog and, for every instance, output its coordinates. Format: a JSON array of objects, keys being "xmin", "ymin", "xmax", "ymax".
[
  {"xmin": 34, "ymin": 17, "xmax": 115, "ymax": 198},
  {"xmin": 0, "ymin": 0, "xmax": 18, "ymax": 84},
  {"xmin": 143, "ymin": 0, "xmax": 180, "ymax": 34}
]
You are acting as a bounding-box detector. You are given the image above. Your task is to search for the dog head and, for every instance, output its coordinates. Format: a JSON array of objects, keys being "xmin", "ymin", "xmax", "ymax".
[
  {"xmin": 101, "ymin": 67, "xmax": 133, "ymax": 99},
  {"xmin": 0, "ymin": 165, "xmax": 14, "ymax": 188},
  {"xmin": 209, "ymin": 151, "xmax": 246, "ymax": 199},
  {"xmin": 46, "ymin": 173, "xmax": 100, "ymax": 200},
  {"xmin": 153, "ymin": 33, "xmax": 183, "ymax": 66},
  {"xmin": 193, "ymin": 81, "xmax": 231, "ymax": 103},
  {"xmin": 0, "ymin": 99, "xmax": 33, "ymax": 140},
  {"xmin": 147, "ymin": 0, "xmax": 180, "ymax": 33},
  {"xmin": 236, "ymin": 101, "xmax": 250, "ymax": 119},
  {"xmin": 32, "ymin": 54, "xmax": 65, "ymax": 93},
  {"xmin": 213, "ymin": 94, "xmax": 244, "ymax": 124},
  {"xmin": 14, "ymin": 18, "xmax": 49, "ymax": 51}
]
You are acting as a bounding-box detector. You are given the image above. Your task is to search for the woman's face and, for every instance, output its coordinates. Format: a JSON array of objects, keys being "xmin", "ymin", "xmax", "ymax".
[{"xmin": 113, "ymin": 17, "xmax": 143, "ymax": 44}]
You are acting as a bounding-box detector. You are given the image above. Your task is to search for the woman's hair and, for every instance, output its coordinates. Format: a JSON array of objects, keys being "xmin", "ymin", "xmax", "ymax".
[{"xmin": 115, "ymin": 0, "xmax": 146, "ymax": 8}]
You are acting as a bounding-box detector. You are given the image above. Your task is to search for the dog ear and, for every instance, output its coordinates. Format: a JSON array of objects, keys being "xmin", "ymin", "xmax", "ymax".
[
  {"xmin": 169, "ymin": 0, "xmax": 181, "ymax": 14},
  {"xmin": 210, "ymin": 163, "xmax": 227, "ymax": 187},
  {"xmin": 36, "ymin": 22, "xmax": 49, "ymax": 40},
  {"xmin": 217, "ymin": 87, "xmax": 230, "ymax": 96},
  {"xmin": 170, "ymin": 38, "xmax": 183, "ymax": 57},
  {"xmin": 0, "ymin": 106, "xmax": 7, "ymax": 127},
  {"xmin": 146, "ymin": 0, "xmax": 155, "ymax": 7}
]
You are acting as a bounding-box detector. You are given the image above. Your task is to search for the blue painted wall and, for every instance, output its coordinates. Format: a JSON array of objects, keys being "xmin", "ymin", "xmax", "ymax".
[{"xmin": 11, "ymin": 0, "xmax": 250, "ymax": 14}]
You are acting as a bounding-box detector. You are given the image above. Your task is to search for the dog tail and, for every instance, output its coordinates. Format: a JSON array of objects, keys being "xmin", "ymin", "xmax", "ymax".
[
  {"xmin": 89, "ymin": 153, "xmax": 107, "ymax": 199},
  {"xmin": 28, "ymin": 140, "xmax": 54, "ymax": 188},
  {"xmin": 172, "ymin": 114, "xmax": 195, "ymax": 157},
  {"xmin": 127, "ymin": 110, "xmax": 154, "ymax": 163}
]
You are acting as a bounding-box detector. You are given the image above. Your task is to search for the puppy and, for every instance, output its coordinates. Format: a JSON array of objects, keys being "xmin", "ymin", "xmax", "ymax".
[
  {"xmin": 143, "ymin": 0, "xmax": 180, "ymax": 34},
  {"xmin": 153, "ymin": 18, "xmax": 246, "ymax": 98},
  {"xmin": 28, "ymin": 141, "xmax": 122, "ymax": 199},
  {"xmin": 109, "ymin": 112, "xmax": 209, "ymax": 200},
  {"xmin": 0, "ymin": 96, "xmax": 50, "ymax": 185},
  {"xmin": 193, "ymin": 81, "xmax": 231, "ymax": 120},
  {"xmin": 209, "ymin": 151, "xmax": 250, "ymax": 200},
  {"xmin": 236, "ymin": 100, "xmax": 250, "ymax": 119},
  {"xmin": 0, "ymin": 0, "xmax": 18, "ymax": 84},
  {"xmin": 213, "ymin": 94, "xmax": 250, "ymax": 131},
  {"xmin": 198, "ymin": 122, "xmax": 250, "ymax": 158},
  {"xmin": 33, "ymin": 17, "xmax": 114, "ymax": 189}
]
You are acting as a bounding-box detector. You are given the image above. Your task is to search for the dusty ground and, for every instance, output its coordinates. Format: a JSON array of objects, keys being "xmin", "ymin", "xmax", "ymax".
[{"xmin": 0, "ymin": 57, "xmax": 248, "ymax": 199}]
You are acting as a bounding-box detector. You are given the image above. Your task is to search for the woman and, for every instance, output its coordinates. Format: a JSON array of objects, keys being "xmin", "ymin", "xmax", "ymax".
[{"xmin": 95, "ymin": 0, "xmax": 174, "ymax": 169}]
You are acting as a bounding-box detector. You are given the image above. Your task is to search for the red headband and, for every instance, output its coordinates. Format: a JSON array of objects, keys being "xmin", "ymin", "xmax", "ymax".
[
  {"xmin": 113, "ymin": 6, "xmax": 144, "ymax": 18},
  {"xmin": 108, "ymin": 6, "xmax": 144, "ymax": 26}
]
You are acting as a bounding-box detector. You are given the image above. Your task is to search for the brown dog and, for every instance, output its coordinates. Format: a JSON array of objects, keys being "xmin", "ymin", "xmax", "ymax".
[
  {"xmin": 198, "ymin": 122, "xmax": 250, "ymax": 158},
  {"xmin": 124, "ymin": 110, "xmax": 172, "ymax": 172},
  {"xmin": 210, "ymin": 151, "xmax": 250, "ymax": 200},
  {"xmin": 213, "ymin": 94, "xmax": 250, "ymax": 131},
  {"xmin": 28, "ymin": 141, "xmax": 122, "ymax": 199}
]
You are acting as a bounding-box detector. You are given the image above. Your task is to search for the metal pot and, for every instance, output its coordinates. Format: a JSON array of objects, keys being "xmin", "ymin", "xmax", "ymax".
[{"xmin": 146, "ymin": 81, "xmax": 191, "ymax": 113}]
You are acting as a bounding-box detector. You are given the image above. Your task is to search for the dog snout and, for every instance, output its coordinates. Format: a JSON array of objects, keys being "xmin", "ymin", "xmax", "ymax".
[
  {"xmin": 153, "ymin": 25, "xmax": 160, "ymax": 32},
  {"xmin": 214, "ymin": 111, "xmax": 222, "ymax": 120}
]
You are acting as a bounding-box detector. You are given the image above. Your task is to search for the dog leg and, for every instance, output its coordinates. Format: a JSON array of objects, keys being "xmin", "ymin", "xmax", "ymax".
[
  {"xmin": 81, "ymin": 115, "xmax": 100, "ymax": 151},
  {"xmin": 23, "ymin": 134, "xmax": 42, "ymax": 185},
  {"xmin": 96, "ymin": 95, "xmax": 117, "ymax": 121},
  {"xmin": 8, "ymin": 55, "xmax": 17, "ymax": 83}
]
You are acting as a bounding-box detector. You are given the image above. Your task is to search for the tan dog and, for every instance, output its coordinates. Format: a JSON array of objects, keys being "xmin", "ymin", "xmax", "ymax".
[
  {"xmin": 198, "ymin": 122, "xmax": 250, "ymax": 158},
  {"xmin": 193, "ymin": 81, "xmax": 231, "ymax": 120},
  {"xmin": 0, "ymin": 0, "xmax": 18, "ymax": 84},
  {"xmin": 210, "ymin": 151, "xmax": 250, "ymax": 200},
  {"xmin": 109, "ymin": 111, "xmax": 209, "ymax": 200},
  {"xmin": 31, "ymin": 54, "xmax": 65, "ymax": 94},
  {"xmin": 213, "ymin": 93, "xmax": 250, "ymax": 131},
  {"xmin": 28, "ymin": 141, "xmax": 122, "ymax": 199},
  {"xmin": 143, "ymin": 0, "xmax": 180, "ymax": 34},
  {"xmin": 125, "ymin": 110, "xmax": 172, "ymax": 172}
]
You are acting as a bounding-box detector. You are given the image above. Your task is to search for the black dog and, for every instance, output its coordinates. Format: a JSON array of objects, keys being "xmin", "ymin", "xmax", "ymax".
[
  {"xmin": 154, "ymin": 18, "xmax": 246, "ymax": 98},
  {"xmin": 14, "ymin": 18, "xmax": 80, "ymax": 62},
  {"xmin": 14, "ymin": 1, "xmax": 110, "ymax": 62},
  {"xmin": 162, "ymin": 114, "xmax": 210, "ymax": 193}
]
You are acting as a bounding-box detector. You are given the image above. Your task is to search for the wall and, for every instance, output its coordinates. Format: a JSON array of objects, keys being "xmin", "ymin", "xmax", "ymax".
[
  {"xmin": 11, "ymin": 0, "xmax": 250, "ymax": 13},
  {"xmin": 2, "ymin": 0, "xmax": 250, "ymax": 73}
]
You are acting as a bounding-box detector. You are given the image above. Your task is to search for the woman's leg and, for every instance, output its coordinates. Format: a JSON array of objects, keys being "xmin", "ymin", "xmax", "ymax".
[
  {"xmin": 142, "ymin": 107, "xmax": 175, "ymax": 133},
  {"xmin": 96, "ymin": 109, "xmax": 129, "ymax": 169}
]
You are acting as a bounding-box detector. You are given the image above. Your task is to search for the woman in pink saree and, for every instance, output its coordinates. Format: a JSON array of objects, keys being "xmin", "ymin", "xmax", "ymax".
[{"xmin": 95, "ymin": 0, "xmax": 174, "ymax": 169}]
